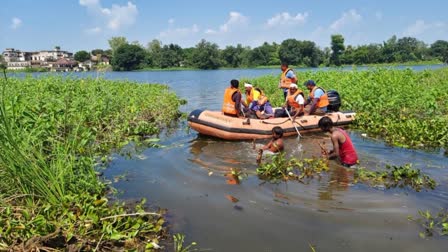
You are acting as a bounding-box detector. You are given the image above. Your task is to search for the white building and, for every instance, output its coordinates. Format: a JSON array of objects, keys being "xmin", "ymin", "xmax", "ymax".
[{"xmin": 2, "ymin": 47, "xmax": 74, "ymax": 70}]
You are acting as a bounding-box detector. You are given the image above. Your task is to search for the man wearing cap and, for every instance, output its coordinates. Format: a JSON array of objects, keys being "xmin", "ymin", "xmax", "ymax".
[
  {"xmin": 303, "ymin": 80, "xmax": 329, "ymax": 116},
  {"xmin": 278, "ymin": 63, "xmax": 298, "ymax": 100},
  {"xmin": 274, "ymin": 83, "xmax": 305, "ymax": 120},
  {"xmin": 243, "ymin": 83, "xmax": 261, "ymax": 109}
]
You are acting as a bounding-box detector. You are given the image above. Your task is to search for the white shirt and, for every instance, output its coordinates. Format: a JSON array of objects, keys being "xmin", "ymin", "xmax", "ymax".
[{"xmin": 286, "ymin": 94, "xmax": 304, "ymax": 105}]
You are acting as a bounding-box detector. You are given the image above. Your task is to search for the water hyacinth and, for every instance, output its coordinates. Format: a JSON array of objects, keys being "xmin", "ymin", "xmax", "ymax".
[{"xmin": 0, "ymin": 74, "xmax": 184, "ymax": 250}]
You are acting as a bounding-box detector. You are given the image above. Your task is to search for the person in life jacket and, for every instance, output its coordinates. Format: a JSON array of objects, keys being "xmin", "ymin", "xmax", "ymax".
[
  {"xmin": 278, "ymin": 63, "xmax": 298, "ymax": 100},
  {"xmin": 318, "ymin": 116, "xmax": 359, "ymax": 167},
  {"xmin": 303, "ymin": 79, "xmax": 329, "ymax": 116},
  {"xmin": 243, "ymin": 83, "xmax": 261, "ymax": 109},
  {"xmin": 274, "ymin": 83, "xmax": 305, "ymax": 120},
  {"xmin": 244, "ymin": 84, "xmax": 273, "ymax": 119},
  {"xmin": 222, "ymin": 79, "xmax": 243, "ymax": 117}
]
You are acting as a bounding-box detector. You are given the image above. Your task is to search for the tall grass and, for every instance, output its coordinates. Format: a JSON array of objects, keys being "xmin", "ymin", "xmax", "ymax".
[
  {"xmin": 0, "ymin": 74, "xmax": 183, "ymax": 202},
  {"xmin": 0, "ymin": 74, "xmax": 183, "ymax": 249}
]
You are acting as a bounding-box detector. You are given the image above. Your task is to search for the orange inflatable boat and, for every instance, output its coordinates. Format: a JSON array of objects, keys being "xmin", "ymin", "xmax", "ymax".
[{"xmin": 187, "ymin": 109, "xmax": 356, "ymax": 140}]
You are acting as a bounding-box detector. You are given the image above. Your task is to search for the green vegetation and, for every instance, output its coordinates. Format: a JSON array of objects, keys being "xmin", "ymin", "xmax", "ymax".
[
  {"xmin": 244, "ymin": 67, "xmax": 448, "ymax": 149},
  {"xmin": 74, "ymin": 50, "xmax": 91, "ymax": 62},
  {"xmin": 256, "ymin": 152, "xmax": 329, "ymax": 183},
  {"xmin": 111, "ymin": 44, "xmax": 147, "ymax": 71},
  {"xmin": 102, "ymin": 35, "xmax": 447, "ymax": 71},
  {"xmin": 0, "ymin": 74, "xmax": 184, "ymax": 250},
  {"xmin": 409, "ymin": 209, "xmax": 448, "ymax": 238},
  {"xmin": 256, "ymin": 154, "xmax": 436, "ymax": 192},
  {"xmin": 354, "ymin": 164, "xmax": 436, "ymax": 192},
  {"xmin": 173, "ymin": 233, "xmax": 199, "ymax": 252}
]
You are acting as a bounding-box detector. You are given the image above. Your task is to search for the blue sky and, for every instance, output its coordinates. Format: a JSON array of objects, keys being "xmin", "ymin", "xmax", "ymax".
[{"xmin": 1, "ymin": 0, "xmax": 447, "ymax": 52}]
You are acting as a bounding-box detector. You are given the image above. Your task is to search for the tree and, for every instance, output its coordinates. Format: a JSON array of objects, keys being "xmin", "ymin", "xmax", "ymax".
[
  {"xmin": 111, "ymin": 44, "xmax": 146, "ymax": 71},
  {"xmin": 278, "ymin": 39, "xmax": 302, "ymax": 65},
  {"xmin": 299, "ymin": 41, "xmax": 323, "ymax": 67},
  {"xmin": 395, "ymin": 37, "xmax": 424, "ymax": 62},
  {"xmin": 181, "ymin": 47, "xmax": 195, "ymax": 67},
  {"xmin": 430, "ymin": 40, "xmax": 448, "ymax": 63},
  {"xmin": 220, "ymin": 44, "xmax": 246, "ymax": 67},
  {"xmin": 74, "ymin": 50, "xmax": 91, "ymax": 62},
  {"xmin": 249, "ymin": 42, "xmax": 280, "ymax": 66},
  {"xmin": 190, "ymin": 39, "xmax": 221, "ymax": 69},
  {"xmin": 330, "ymin": 34, "xmax": 345, "ymax": 66},
  {"xmin": 146, "ymin": 39, "xmax": 162, "ymax": 67},
  {"xmin": 159, "ymin": 44, "xmax": 184, "ymax": 68},
  {"xmin": 108, "ymin": 36, "xmax": 128, "ymax": 54},
  {"xmin": 381, "ymin": 35, "xmax": 398, "ymax": 63},
  {"xmin": 91, "ymin": 49, "xmax": 105, "ymax": 56}
]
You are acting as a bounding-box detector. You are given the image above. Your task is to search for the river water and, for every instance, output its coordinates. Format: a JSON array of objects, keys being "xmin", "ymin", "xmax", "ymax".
[{"xmin": 33, "ymin": 65, "xmax": 448, "ymax": 251}]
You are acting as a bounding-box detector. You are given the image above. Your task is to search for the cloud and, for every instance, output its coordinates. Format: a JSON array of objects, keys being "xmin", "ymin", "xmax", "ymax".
[
  {"xmin": 168, "ymin": 18, "xmax": 175, "ymax": 24},
  {"xmin": 330, "ymin": 9, "xmax": 362, "ymax": 30},
  {"xmin": 79, "ymin": 0, "xmax": 99, "ymax": 7},
  {"xmin": 159, "ymin": 24, "xmax": 200, "ymax": 38},
  {"xmin": 79, "ymin": 0, "xmax": 138, "ymax": 31},
  {"xmin": 205, "ymin": 29, "xmax": 217, "ymax": 34},
  {"xmin": 403, "ymin": 20, "xmax": 447, "ymax": 37},
  {"xmin": 203, "ymin": 11, "xmax": 248, "ymax": 35},
  {"xmin": 375, "ymin": 11, "xmax": 383, "ymax": 21},
  {"xmin": 11, "ymin": 17, "xmax": 22, "ymax": 29},
  {"xmin": 403, "ymin": 20, "xmax": 431, "ymax": 36},
  {"xmin": 218, "ymin": 12, "xmax": 248, "ymax": 33},
  {"xmin": 266, "ymin": 12, "xmax": 309, "ymax": 28},
  {"xmin": 85, "ymin": 27, "xmax": 102, "ymax": 34}
]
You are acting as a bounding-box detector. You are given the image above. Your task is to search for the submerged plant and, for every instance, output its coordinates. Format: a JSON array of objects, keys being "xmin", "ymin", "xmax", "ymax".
[
  {"xmin": 354, "ymin": 164, "xmax": 436, "ymax": 192},
  {"xmin": 174, "ymin": 233, "xmax": 199, "ymax": 252},
  {"xmin": 409, "ymin": 209, "xmax": 448, "ymax": 238}
]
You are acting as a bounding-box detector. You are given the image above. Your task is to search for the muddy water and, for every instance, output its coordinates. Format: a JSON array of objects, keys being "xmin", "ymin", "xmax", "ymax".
[{"xmin": 97, "ymin": 68, "xmax": 447, "ymax": 251}]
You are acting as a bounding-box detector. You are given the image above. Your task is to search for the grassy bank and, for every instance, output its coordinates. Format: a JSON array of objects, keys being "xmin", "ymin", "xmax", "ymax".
[
  {"xmin": 244, "ymin": 67, "xmax": 448, "ymax": 149},
  {"xmin": 0, "ymin": 74, "xmax": 184, "ymax": 250}
]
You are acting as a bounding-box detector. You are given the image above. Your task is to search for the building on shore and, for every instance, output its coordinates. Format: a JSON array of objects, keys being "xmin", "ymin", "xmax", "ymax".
[
  {"xmin": 2, "ymin": 47, "xmax": 110, "ymax": 72},
  {"xmin": 2, "ymin": 47, "xmax": 85, "ymax": 71}
]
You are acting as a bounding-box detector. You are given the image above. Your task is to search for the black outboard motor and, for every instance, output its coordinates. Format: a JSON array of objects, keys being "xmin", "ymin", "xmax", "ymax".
[{"xmin": 327, "ymin": 90, "xmax": 341, "ymax": 112}]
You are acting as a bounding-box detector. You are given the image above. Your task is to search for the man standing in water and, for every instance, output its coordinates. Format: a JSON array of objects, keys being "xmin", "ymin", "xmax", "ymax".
[
  {"xmin": 278, "ymin": 63, "xmax": 298, "ymax": 100},
  {"xmin": 318, "ymin": 116, "xmax": 359, "ymax": 167},
  {"xmin": 257, "ymin": 126, "xmax": 285, "ymax": 164}
]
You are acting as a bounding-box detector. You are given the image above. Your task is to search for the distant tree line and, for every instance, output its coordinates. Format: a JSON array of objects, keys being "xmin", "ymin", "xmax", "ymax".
[{"xmin": 78, "ymin": 34, "xmax": 448, "ymax": 71}]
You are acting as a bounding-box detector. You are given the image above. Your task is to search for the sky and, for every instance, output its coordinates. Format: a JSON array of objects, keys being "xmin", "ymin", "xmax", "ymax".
[{"xmin": 1, "ymin": 0, "xmax": 447, "ymax": 53}]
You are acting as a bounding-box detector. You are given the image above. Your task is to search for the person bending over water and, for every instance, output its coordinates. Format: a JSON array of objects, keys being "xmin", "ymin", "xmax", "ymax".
[{"xmin": 318, "ymin": 116, "xmax": 359, "ymax": 167}]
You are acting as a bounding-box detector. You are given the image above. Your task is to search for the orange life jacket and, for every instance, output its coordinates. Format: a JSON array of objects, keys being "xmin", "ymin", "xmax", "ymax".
[
  {"xmin": 287, "ymin": 89, "xmax": 304, "ymax": 108},
  {"xmin": 280, "ymin": 68, "xmax": 293, "ymax": 88},
  {"xmin": 310, "ymin": 86, "xmax": 329, "ymax": 108},
  {"xmin": 222, "ymin": 87, "xmax": 240, "ymax": 115}
]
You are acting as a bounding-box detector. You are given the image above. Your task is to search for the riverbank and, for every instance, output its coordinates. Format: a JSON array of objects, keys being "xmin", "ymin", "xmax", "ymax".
[
  {"xmin": 122, "ymin": 61, "xmax": 447, "ymax": 72},
  {"xmin": 0, "ymin": 75, "xmax": 184, "ymax": 250}
]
